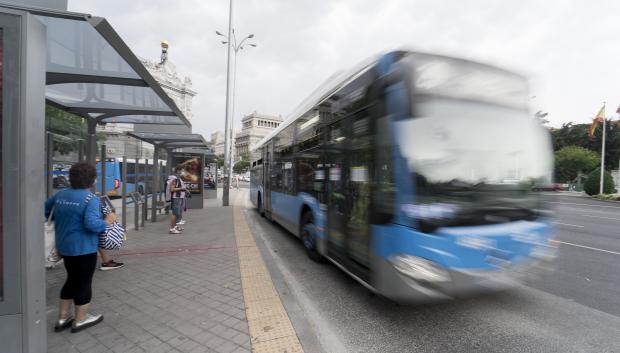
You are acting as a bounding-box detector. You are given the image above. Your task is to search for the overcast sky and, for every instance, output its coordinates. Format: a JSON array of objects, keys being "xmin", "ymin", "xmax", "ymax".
[{"xmin": 70, "ymin": 0, "xmax": 620, "ymax": 137}]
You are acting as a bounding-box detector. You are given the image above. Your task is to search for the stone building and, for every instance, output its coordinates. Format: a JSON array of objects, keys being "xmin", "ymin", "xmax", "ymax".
[
  {"xmin": 234, "ymin": 112, "xmax": 283, "ymax": 161},
  {"xmin": 210, "ymin": 131, "xmax": 225, "ymax": 156},
  {"xmin": 98, "ymin": 41, "xmax": 197, "ymax": 158}
]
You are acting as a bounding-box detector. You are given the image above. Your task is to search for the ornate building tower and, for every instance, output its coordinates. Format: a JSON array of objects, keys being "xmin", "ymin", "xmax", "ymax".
[{"xmin": 98, "ymin": 41, "xmax": 197, "ymax": 158}]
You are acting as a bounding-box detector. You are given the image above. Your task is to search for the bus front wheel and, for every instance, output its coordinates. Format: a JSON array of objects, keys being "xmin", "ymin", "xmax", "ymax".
[{"xmin": 301, "ymin": 212, "xmax": 322, "ymax": 262}]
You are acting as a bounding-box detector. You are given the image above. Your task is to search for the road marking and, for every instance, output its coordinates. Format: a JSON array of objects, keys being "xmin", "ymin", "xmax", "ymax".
[
  {"xmin": 581, "ymin": 214, "xmax": 620, "ymax": 221},
  {"xmin": 552, "ymin": 240, "xmax": 620, "ymax": 256},
  {"xmin": 547, "ymin": 201, "xmax": 620, "ymax": 209},
  {"xmin": 552, "ymin": 221, "xmax": 584, "ymax": 228},
  {"xmin": 232, "ymin": 192, "xmax": 304, "ymax": 353}
]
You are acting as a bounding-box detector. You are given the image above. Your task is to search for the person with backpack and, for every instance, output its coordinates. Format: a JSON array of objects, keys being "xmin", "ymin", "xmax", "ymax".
[{"xmin": 166, "ymin": 166, "xmax": 187, "ymax": 234}]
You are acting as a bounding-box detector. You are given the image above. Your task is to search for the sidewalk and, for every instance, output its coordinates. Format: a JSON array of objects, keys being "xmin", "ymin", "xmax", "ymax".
[{"xmin": 46, "ymin": 190, "xmax": 303, "ymax": 353}]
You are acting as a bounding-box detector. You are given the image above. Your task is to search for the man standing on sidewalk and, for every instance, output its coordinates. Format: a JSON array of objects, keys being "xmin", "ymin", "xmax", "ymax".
[{"xmin": 166, "ymin": 166, "xmax": 186, "ymax": 234}]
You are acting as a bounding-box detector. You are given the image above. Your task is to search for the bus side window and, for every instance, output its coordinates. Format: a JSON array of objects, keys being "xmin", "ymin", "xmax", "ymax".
[
  {"xmin": 294, "ymin": 109, "xmax": 323, "ymax": 198},
  {"xmin": 271, "ymin": 162, "xmax": 282, "ymax": 191}
]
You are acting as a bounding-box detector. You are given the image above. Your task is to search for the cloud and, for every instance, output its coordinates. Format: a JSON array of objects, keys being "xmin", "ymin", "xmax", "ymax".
[{"xmin": 70, "ymin": 0, "xmax": 620, "ymax": 138}]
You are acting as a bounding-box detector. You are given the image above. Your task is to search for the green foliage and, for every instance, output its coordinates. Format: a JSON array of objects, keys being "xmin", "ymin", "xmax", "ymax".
[
  {"xmin": 554, "ymin": 146, "xmax": 600, "ymax": 183},
  {"xmin": 46, "ymin": 105, "xmax": 84, "ymax": 155},
  {"xmin": 233, "ymin": 160, "xmax": 250, "ymax": 174},
  {"xmin": 583, "ymin": 168, "xmax": 616, "ymax": 195},
  {"xmin": 45, "ymin": 105, "xmax": 106, "ymax": 155},
  {"xmin": 239, "ymin": 152, "xmax": 251, "ymax": 161},
  {"xmin": 592, "ymin": 194, "xmax": 620, "ymax": 201},
  {"xmin": 550, "ymin": 120, "xmax": 620, "ymax": 170},
  {"xmin": 215, "ymin": 155, "xmax": 225, "ymax": 168}
]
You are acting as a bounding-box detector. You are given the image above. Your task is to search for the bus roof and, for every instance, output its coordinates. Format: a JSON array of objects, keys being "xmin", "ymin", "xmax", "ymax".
[
  {"xmin": 250, "ymin": 54, "xmax": 379, "ymax": 152},
  {"xmin": 250, "ymin": 49, "xmax": 526, "ymax": 153}
]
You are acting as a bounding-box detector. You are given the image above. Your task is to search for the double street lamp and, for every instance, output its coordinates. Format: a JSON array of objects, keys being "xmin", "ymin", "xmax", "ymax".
[{"xmin": 217, "ymin": 14, "xmax": 256, "ymax": 205}]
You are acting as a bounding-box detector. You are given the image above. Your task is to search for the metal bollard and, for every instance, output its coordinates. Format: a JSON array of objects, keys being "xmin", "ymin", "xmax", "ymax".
[
  {"xmin": 141, "ymin": 194, "xmax": 146, "ymax": 228},
  {"xmin": 132, "ymin": 192, "xmax": 140, "ymax": 231}
]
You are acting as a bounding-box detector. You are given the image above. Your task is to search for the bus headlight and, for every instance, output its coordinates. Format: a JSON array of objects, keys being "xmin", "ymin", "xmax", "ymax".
[{"xmin": 390, "ymin": 255, "xmax": 451, "ymax": 282}]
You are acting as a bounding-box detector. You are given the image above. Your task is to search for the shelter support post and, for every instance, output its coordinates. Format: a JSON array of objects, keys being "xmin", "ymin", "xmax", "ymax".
[
  {"xmin": 86, "ymin": 119, "xmax": 97, "ymax": 165},
  {"xmin": 101, "ymin": 144, "xmax": 106, "ymax": 196},
  {"xmin": 121, "ymin": 155, "xmax": 127, "ymax": 229},
  {"xmin": 78, "ymin": 139, "xmax": 84, "ymax": 162},
  {"xmin": 142, "ymin": 158, "xmax": 148, "ymax": 225},
  {"xmin": 151, "ymin": 147, "xmax": 159, "ymax": 222},
  {"xmin": 46, "ymin": 132, "xmax": 53, "ymax": 198}
]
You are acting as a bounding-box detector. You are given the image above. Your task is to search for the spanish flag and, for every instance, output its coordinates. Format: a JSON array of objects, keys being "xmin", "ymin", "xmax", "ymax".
[{"xmin": 588, "ymin": 105, "xmax": 605, "ymax": 140}]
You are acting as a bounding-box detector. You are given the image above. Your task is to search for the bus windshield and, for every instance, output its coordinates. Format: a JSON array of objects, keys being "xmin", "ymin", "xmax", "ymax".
[{"xmin": 394, "ymin": 97, "xmax": 553, "ymax": 230}]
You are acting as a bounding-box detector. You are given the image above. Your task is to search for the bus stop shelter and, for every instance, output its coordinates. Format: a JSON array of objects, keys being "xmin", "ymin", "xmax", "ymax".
[
  {"xmin": 0, "ymin": 3, "xmax": 190, "ymax": 352},
  {"xmin": 39, "ymin": 7, "xmax": 191, "ymax": 165},
  {"xmin": 127, "ymin": 132, "xmax": 209, "ymax": 217}
]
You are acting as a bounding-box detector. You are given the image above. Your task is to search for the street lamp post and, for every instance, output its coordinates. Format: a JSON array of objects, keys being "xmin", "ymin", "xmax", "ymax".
[{"xmin": 216, "ymin": 25, "xmax": 256, "ymax": 206}]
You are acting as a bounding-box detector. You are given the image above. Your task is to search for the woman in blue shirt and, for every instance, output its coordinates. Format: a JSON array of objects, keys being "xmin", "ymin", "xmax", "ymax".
[{"xmin": 45, "ymin": 162, "xmax": 115, "ymax": 333}]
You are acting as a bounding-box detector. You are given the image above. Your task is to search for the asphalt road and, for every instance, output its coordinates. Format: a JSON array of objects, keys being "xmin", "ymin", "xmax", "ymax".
[{"xmin": 241, "ymin": 190, "xmax": 620, "ymax": 353}]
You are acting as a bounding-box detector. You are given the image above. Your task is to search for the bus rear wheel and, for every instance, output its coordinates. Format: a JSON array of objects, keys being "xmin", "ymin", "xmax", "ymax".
[{"xmin": 301, "ymin": 212, "xmax": 322, "ymax": 262}]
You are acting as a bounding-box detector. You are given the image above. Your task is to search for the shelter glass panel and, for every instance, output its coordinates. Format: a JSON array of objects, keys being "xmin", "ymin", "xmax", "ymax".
[
  {"xmin": 37, "ymin": 16, "xmax": 140, "ymax": 79},
  {"xmin": 46, "ymin": 82, "xmax": 171, "ymax": 112},
  {"xmin": 0, "ymin": 28, "xmax": 3, "ymax": 301},
  {"xmin": 100, "ymin": 115, "xmax": 181, "ymax": 125}
]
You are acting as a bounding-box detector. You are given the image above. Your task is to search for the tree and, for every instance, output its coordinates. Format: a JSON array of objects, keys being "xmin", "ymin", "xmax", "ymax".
[
  {"xmin": 583, "ymin": 168, "xmax": 616, "ymax": 195},
  {"xmin": 550, "ymin": 120, "xmax": 620, "ymax": 170},
  {"xmin": 233, "ymin": 160, "xmax": 250, "ymax": 174},
  {"xmin": 554, "ymin": 146, "xmax": 600, "ymax": 183},
  {"xmin": 46, "ymin": 105, "xmax": 106, "ymax": 155},
  {"xmin": 215, "ymin": 155, "xmax": 225, "ymax": 168},
  {"xmin": 239, "ymin": 152, "xmax": 251, "ymax": 161}
]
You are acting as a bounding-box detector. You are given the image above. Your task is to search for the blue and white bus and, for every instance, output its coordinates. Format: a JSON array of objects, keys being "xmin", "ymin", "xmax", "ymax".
[
  {"xmin": 250, "ymin": 51, "xmax": 556, "ymax": 302},
  {"xmin": 96, "ymin": 158, "xmax": 159, "ymax": 197}
]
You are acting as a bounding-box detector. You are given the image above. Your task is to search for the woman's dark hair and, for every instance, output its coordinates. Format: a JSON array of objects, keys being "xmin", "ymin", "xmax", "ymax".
[{"xmin": 69, "ymin": 162, "xmax": 97, "ymax": 189}]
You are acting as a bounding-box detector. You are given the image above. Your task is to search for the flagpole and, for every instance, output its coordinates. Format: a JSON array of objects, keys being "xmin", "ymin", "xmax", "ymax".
[{"xmin": 599, "ymin": 103, "xmax": 606, "ymax": 194}]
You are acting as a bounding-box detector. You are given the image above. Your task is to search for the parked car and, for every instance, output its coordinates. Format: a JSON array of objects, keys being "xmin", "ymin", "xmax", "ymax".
[
  {"xmin": 203, "ymin": 176, "xmax": 216, "ymax": 189},
  {"xmin": 53, "ymin": 175, "xmax": 70, "ymax": 189},
  {"xmin": 532, "ymin": 183, "xmax": 564, "ymax": 192}
]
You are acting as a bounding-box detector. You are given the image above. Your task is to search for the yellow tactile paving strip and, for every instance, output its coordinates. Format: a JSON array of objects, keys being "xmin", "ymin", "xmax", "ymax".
[{"xmin": 233, "ymin": 205, "xmax": 305, "ymax": 353}]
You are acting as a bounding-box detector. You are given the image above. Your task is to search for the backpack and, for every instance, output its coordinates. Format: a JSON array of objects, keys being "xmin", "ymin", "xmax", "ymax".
[
  {"xmin": 165, "ymin": 176, "xmax": 183, "ymax": 202},
  {"xmin": 165, "ymin": 176, "xmax": 176, "ymax": 202}
]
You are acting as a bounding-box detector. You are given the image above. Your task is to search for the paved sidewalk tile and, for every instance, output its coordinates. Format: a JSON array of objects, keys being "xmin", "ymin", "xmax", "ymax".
[{"xmin": 46, "ymin": 196, "xmax": 252, "ymax": 353}]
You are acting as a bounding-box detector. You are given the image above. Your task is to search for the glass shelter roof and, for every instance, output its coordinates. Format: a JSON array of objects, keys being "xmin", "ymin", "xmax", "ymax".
[
  {"xmin": 16, "ymin": 5, "xmax": 192, "ymax": 127},
  {"xmin": 127, "ymin": 132, "xmax": 209, "ymax": 149}
]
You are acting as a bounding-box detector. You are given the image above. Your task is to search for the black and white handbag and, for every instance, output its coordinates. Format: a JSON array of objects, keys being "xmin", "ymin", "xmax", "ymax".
[{"xmin": 99, "ymin": 203, "xmax": 126, "ymax": 250}]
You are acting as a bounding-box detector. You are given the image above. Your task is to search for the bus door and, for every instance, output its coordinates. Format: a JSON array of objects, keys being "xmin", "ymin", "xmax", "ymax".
[
  {"xmin": 325, "ymin": 120, "xmax": 347, "ymax": 260},
  {"xmin": 346, "ymin": 113, "xmax": 372, "ymax": 270},
  {"xmin": 263, "ymin": 142, "xmax": 273, "ymax": 215},
  {"xmin": 325, "ymin": 114, "xmax": 372, "ymax": 282}
]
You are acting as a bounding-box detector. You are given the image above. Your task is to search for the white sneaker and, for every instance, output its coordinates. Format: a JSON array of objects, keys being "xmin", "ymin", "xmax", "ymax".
[
  {"xmin": 175, "ymin": 225, "xmax": 184, "ymax": 231},
  {"xmin": 177, "ymin": 220, "xmax": 186, "ymax": 225},
  {"xmin": 71, "ymin": 313, "xmax": 103, "ymax": 333},
  {"xmin": 169, "ymin": 228, "xmax": 182, "ymax": 234}
]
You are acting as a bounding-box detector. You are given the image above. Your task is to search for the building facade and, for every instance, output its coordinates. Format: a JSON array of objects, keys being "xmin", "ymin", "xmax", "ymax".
[
  {"xmin": 211, "ymin": 131, "xmax": 225, "ymax": 156},
  {"xmin": 98, "ymin": 43, "xmax": 197, "ymax": 158},
  {"xmin": 234, "ymin": 112, "xmax": 283, "ymax": 161}
]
